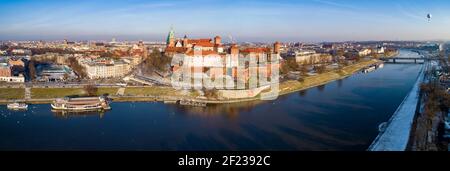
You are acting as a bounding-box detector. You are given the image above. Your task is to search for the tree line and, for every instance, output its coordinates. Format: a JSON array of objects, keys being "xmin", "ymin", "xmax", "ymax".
[
  {"xmin": 68, "ymin": 57, "xmax": 87, "ymax": 79},
  {"xmin": 144, "ymin": 48, "xmax": 172, "ymax": 72}
]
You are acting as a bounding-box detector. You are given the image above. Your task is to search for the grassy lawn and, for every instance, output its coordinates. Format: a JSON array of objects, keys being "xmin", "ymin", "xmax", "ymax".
[
  {"xmin": 97, "ymin": 88, "xmax": 119, "ymax": 96},
  {"xmin": 0, "ymin": 88, "xmax": 25, "ymax": 99},
  {"xmin": 31, "ymin": 87, "xmax": 120, "ymax": 99},
  {"xmin": 31, "ymin": 88, "xmax": 86, "ymax": 99},
  {"xmin": 124, "ymin": 87, "xmax": 179, "ymax": 97}
]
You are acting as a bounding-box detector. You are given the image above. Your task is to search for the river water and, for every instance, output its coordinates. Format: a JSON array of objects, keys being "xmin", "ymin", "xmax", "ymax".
[{"xmin": 0, "ymin": 50, "xmax": 423, "ymax": 150}]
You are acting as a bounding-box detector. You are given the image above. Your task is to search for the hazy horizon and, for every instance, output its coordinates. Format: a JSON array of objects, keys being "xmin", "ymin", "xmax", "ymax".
[{"xmin": 1, "ymin": 0, "xmax": 449, "ymax": 42}]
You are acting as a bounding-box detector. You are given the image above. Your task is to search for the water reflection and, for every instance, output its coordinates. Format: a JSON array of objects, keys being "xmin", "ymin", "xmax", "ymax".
[
  {"xmin": 169, "ymin": 100, "xmax": 270, "ymax": 119},
  {"xmin": 299, "ymin": 90, "xmax": 308, "ymax": 97},
  {"xmin": 317, "ymin": 85, "xmax": 326, "ymax": 92},
  {"xmin": 337, "ymin": 79, "xmax": 343, "ymax": 88},
  {"xmin": 52, "ymin": 110, "xmax": 107, "ymax": 119}
]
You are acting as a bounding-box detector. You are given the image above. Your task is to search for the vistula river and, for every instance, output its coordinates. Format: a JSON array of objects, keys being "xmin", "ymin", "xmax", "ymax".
[{"xmin": 0, "ymin": 50, "xmax": 423, "ymax": 150}]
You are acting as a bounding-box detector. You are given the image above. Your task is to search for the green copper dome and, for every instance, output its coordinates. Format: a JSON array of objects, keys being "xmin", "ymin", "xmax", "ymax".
[{"xmin": 166, "ymin": 27, "xmax": 175, "ymax": 45}]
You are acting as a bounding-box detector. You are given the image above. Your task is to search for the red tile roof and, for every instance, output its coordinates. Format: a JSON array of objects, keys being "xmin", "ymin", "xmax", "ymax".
[
  {"xmin": 194, "ymin": 42, "xmax": 215, "ymax": 47},
  {"xmin": 186, "ymin": 50, "xmax": 218, "ymax": 56},
  {"xmin": 187, "ymin": 39, "xmax": 212, "ymax": 44},
  {"xmin": 165, "ymin": 47, "xmax": 189, "ymax": 53},
  {"xmin": 241, "ymin": 47, "xmax": 271, "ymax": 54}
]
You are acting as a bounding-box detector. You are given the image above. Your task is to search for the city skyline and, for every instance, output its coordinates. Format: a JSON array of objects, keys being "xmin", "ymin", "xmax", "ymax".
[{"xmin": 1, "ymin": 0, "xmax": 450, "ymax": 42}]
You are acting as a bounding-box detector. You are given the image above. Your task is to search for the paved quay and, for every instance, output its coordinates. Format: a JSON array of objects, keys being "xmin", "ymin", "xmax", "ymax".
[{"xmin": 368, "ymin": 64, "xmax": 426, "ymax": 151}]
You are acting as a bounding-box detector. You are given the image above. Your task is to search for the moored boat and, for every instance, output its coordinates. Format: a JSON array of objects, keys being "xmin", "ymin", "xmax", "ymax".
[
  {"xmin": 51, "ymin": 96, "xmax": 111, "ymax": 111},
  {"xmin": 362, "ymin": 66, "xmax": 376, "ymax": 73},
  {"xmin": 377, "ymin": 63, "xmax": 384, "ymax": 69},
  {"xmin": 7, "ymin": 103, "xmax": 28, "ymax": 110},
  {"xmin": 179, "ymin": 99, "xmax": 207, "ymax": 107}
]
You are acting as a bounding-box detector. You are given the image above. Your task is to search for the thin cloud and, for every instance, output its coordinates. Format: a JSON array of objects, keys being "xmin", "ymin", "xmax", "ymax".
[
  {"xmin": 397, "ymin": 4, "xmax": 427, "ymax": 22},
  {"xmin": 114, "ymin": 2, "xmax": 175, "ymax": 13},
  {"xmin": 312, "ymin": 0, "xmax": 359, "ymax": 10}
]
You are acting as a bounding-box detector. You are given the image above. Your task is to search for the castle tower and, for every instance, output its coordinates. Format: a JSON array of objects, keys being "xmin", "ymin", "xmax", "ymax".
[
  {"xmin": 274, "ymin": 41, "xmax": 280, "ymax": 54},
  {"xmin": 183, "ymin": 35, "xmax": 188, "ymax": 48},
  {"xmin": 214, "ymin": 36, "xmax": 222, "ymax": 45},
  {"xmin": 166, "ymin": 27, "xmax": 175, "ymax": 47},
  {"xmin": 230, "ymin": 44, "xmax": 239, "ymax": 55}
]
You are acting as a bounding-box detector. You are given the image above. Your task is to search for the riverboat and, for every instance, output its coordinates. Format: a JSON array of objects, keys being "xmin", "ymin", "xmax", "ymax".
[
  {"xmin": 362, "ymin": 66, "xmax": 376, "ymax": 73},
  {"xmin": 51, "ymin": 96, "xmax": 111, "ymax": 111},
  {"xmin": 7, "ymin": 103, "xmax": 28, "ymax": 110}
]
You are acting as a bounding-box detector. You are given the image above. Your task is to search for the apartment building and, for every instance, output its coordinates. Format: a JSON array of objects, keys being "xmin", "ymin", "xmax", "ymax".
[{"xmin": 82, "ymin": 58, "xmax": 131, "ymax": 79}]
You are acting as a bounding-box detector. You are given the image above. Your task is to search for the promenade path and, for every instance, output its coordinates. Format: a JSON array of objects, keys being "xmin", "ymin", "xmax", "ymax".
[{"xmin": 368, "ymin": 63, "xmax": 426, "ymax": 151}]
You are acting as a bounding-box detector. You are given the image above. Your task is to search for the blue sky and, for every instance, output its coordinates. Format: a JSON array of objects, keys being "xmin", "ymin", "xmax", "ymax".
[{"xmin": 0, "ymin": 0, "xmax": 449, "ymax": 42}]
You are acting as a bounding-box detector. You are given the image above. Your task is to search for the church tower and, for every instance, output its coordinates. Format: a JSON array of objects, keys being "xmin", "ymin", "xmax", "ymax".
[{"xmin": 166, "ymin": 27, "xmax": 175, "ymax": 47}]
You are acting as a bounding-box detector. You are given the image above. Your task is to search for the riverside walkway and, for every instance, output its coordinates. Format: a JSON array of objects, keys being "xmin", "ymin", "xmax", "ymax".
[{"xmin": 368, "ymin": 63, "xmax": 427, "ymax": 151}]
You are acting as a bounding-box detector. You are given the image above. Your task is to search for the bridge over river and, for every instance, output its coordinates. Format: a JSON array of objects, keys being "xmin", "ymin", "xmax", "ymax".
[{"xmin": 379, "ymin": 56, "xmax": 441, "ymax": 64}]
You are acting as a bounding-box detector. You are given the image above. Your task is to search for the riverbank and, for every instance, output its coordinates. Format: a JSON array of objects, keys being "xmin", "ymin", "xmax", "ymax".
[
  {"xmin": 278, "ymin": 59, "xmax": 380, "ymax": 97},
  {"xmin": 0, "ymin": 59, "xmax": 381, "ymax": 105},
  {"xmin": 409, "ymin": 63, "xmax": 449, "ymax": 151},
  {"xmin": 368, "ymin": 62, "xmax": 425, "ymax": 151}
]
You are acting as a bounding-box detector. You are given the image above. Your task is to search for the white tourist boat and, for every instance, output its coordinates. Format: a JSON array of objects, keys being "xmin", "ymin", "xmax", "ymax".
[
  {"xmin": 377, "ymin": 63, "xmax": 384, "ymax": 69},
  {"xmin": 51, "ymin": 96, "xmax": 111, "ymax": 111},
  {"xmin": 362, "ymin": 66, "xmax": 376, "ymax": 73},
  {"xmin": 7, "ymin": 103, "xmax": 28, "ymax": 110}
]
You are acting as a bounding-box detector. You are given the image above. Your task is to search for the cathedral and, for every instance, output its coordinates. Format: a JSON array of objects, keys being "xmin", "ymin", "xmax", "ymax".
[{"xmin": 164, "ymin": 28, "xmax": 224, "ymax": 57}]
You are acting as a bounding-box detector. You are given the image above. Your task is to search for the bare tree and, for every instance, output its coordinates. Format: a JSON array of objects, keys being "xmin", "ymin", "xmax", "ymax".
[
  {"xmin": 314, "ymin": 65, "xmax": 326, "ymax": 74},
  {"xmin": 84, "ymin": 84, "xmax": 98, "ymax": 96},
  {"xmin": 68, "ymin": 57, "xmax": 87, "ymax": 79},
  {"xmin": 28, "ymin": 59, "xmax": 37, "ymax": 81},
  {"xmin": 203, "ymin": 88, "xmax": 219, "ymax": 99}
]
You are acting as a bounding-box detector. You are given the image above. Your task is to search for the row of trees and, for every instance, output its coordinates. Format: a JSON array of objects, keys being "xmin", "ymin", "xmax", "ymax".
[
  {"xmin": 420, "ymin": 82, "xmax": 450, "ymax": 119},
  {"xmin": 28, "ymin": 59, "xmax": 37, "ymax": 81},
  {"xmin": 0, "ymin": 45, "xmax": 8, "ymax": 51},
  {"xmin": 99, "ymin": 51, "xmax": 121, "ymax": 59},
  {"xmin": 281, "ymin": 58, "xmax": 308, "ymax": 75},
  {"xmin": 30, "ymin": 48, "xmax": 74, "ymax": 55},
  {"xmin": 203, "ymin": 88, "xmax": 219, "ymax": 99},
  {"xmin": 144, "ymin": 48, "xmax": 172, "ymax": 72},
  {"xmin": 313, "ymin": 65, "xmax": 326, "ymax": 74},
  {"xmin": 343, "ymin": 52, "xmax": 362, "ymax": 61},
  {"xmin": 68, "ymin": 57, "xmax": 87, "ymax": 79},
  {"xmin": 281, "ymin": 58, "xmax": 329, "ymax": 76},
  {"xmin": 84, "ymin": 84, "xmax": 98, "ymax": 96},
  {"xmin": 416, "ymin": 81, "xmax": 450, "ymax": 150}
]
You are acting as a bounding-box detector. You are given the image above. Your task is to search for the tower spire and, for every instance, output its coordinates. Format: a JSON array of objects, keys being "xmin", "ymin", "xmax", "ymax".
[{"xmin": 166, "ymin": 26, "xmax": 175, "ymax": 46}]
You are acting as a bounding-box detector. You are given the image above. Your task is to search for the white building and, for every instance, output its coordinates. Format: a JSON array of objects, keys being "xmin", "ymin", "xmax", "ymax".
[
  {"xmin": 294, "ymin": 50, "xmax": 332, "ymax": 64},
  {"xmin": 0, "ymin": 63, "xmax": 25, "ymax": 83},
  {"xmin": 11, "ymin": 49, "xmax": 32, "ymax": 55},
  {"xmin": 0, "ymin": 74, "xmax": 25, "ymax": 83},
  {"xmin": 83, "ymin": 59, "xmax": 131, "ymax": 79},
  {"xmin": 358, "ymin": 48, "xmax": 372, "ymax": 56},
  {"xmin": 376, "ymin": 47, "xmax": 385, "ymax": 54}
]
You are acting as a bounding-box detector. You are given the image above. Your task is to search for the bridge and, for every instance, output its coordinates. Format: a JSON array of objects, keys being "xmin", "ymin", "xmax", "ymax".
[{"xmin": 379, "ymin": 56, "xmax": 441, "ymax": 64}]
